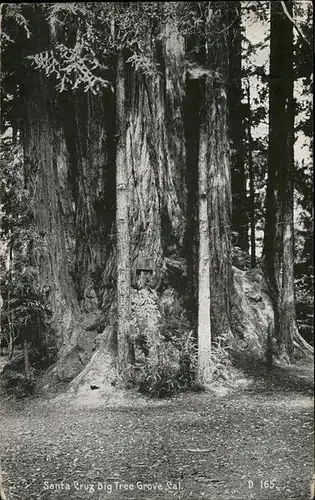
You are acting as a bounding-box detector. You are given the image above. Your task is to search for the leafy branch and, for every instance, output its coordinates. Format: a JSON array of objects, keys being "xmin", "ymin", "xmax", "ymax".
[{"xmin": 27, "ymin": 43, "xmax": 111, "ymax": 94}]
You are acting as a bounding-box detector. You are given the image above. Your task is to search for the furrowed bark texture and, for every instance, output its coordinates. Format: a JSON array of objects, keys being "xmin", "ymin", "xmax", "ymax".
[
  {"xmin": 227, "ymin": 1, "xmax": 248, "ymax": 252},
  {"xmin": 185, "ymin": 2, "xmax": 234, "ymax": 348},
  {"xmin": 264, "ymin": 1, "xmax": 295, "ymax": 358},
  {"xmin": 22, "ymin": 70, "xmax": 80, "ymax": 363},
  {"xmin": 21, "ymin": 12, "xmax": 115, "ymax": 383},
  {"xmin": 62, "ymin": 88, "xmax": 116, "ymax": 314},
  {"xmin": 70, "ymin": 21, "xmax": 188, "ymax": 388},
  {"xmin": 206, "ymin": 3, "xmax": 233, "ymax": 340},
  {"xmin": 126, "ymin": 22, "xmax": 187, "ymax": 271}
]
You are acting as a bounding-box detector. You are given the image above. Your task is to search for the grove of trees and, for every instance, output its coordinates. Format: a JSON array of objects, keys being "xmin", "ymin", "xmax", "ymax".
[{"xmin": 0, "ymin": 1, "xmax": 313, "ymax": 396}]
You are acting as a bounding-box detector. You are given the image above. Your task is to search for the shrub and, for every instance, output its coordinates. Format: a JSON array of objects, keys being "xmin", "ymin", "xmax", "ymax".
[
  {"xmin": 0, "ymin": 263, "xmax": 50, "ymax": 361},
  {"xmin": 121, "ymin": 330, "xmax": 197, "ymax": 398},
  {"xmin": 208, "ymin": 344, "xmax": 233, "ymax": 381},
  {"xmin": 1, "ymin": 372, "xmax": 35, "ymax": 398}
]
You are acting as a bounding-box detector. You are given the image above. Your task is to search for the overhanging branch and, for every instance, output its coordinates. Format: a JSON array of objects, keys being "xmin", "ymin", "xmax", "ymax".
[{"xmin": 280, "ymin": 1, "xmax": 312, "ymax": 50}]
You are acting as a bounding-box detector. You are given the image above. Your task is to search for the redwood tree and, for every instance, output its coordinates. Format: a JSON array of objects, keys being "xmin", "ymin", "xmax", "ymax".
[
  {"xmin": 228, "ymin": 1, "xmax": 248, "ymax": 252},
  {"xmin": 1, "ymin": 2, "xmax": 244, "ymax": 391},
  {"xmin": 207, "ymin": 2, "xmax": 234, "ymax": 342},
  {"xmin": 189, "ymin": 2, "xmax": 234, "ymax": 381},
  {"xmin": 263, "ymin": 0, "xmax": 295, "ymax": 359}
]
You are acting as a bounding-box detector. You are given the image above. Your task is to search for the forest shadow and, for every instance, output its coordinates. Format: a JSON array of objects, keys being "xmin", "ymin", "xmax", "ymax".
[{"xmin": 231, "ymin": 350, "xmax": 314, "ymax": 396}]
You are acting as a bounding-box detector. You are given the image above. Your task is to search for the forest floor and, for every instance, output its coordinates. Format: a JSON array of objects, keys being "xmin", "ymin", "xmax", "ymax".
[{"xmin": 0, "ymin": 359, "xmax": 313, "ymax": 500}]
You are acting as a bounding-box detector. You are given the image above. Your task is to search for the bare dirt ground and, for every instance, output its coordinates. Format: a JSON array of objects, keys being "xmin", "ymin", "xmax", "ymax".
[{"xmin": 0, "ymin": 360, "xmax": 313, "ymax": 500}]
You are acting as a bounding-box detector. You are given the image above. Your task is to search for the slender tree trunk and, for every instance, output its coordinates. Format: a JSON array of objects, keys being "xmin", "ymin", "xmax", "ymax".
[
  {"xmin": 228, "ymin": 1, "xmax": 248, "ymax": 252},
  {"xmin": 7, "ymin": 233, "xmax": 14, "ymax": 359},
  {"xmin": 7, "ymin": 331, "xmax": 13, "ymax": 360},
  {"xmin": 116, "ymin": 51, "xmax": 131, "ymax": 372},
  {"xmin": 263, "ymin": 0, "xmax": 295, "ymax": 358},
  {"xmin": 197, "ymin": 79, "xmax": 211, "ymax": 383},
  {"xmin": 246, "ymin": 84, "xmax": 256, "ymax": 268},
  {"xmin": 24, "ymin": 339, "xmax": 31, "ymax": 380}
]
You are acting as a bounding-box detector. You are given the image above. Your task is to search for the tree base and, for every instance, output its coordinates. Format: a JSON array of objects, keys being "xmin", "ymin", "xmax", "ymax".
[{"xmin": 67, "ymin": 325, "xmax": 117, "ymax": 394}]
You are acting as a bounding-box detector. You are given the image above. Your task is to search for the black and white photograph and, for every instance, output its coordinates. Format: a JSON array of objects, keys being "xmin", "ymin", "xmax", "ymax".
[{"xmin": 0, "ymin": 2, "xmax": 313, "ymax": 499}]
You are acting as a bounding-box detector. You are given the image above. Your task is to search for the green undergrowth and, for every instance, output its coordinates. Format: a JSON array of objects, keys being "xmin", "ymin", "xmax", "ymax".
[{"xmin": 119, "ymin": 334, "xmax": 235, "ymax": 398}]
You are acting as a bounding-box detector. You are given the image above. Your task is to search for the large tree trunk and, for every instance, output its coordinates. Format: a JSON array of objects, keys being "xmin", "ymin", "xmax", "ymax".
[
  {"xmin": 21, "ymin": 12, "xmax": 105, "ymax": 384},
  {"xmin": 61, "ymin": 88, "xmax": 116, "ymax": 314},
  {"xmin": 116, "ymin": 51, "xmax": 131, "ymax": 372},
  {"xmin": 124, "ymin": 22, "xmax": 188, "ymax": 361},
  {"xmin": 185, "ymin": 2, "xmax": 233, "ymax": 346},
  {"xmin": 22, "ymin": 71, "xmax": 78, "ymax": 343},
  {"xmin": 228, "ymin": 1, "xmax": 248, "ymax": 253},
  {"xmin": 207, "ymin": 3, "xmax": 233, "ymax": 341},
  {"xmin": 70, "ymin": 20, "xmax": 188, "ymax": 390},
  {"xmin": 126, "ymin": 24, "xmax": 187, "ymax": 268},
  {"xmin": 22, "ymin": 67, "xmax": 93, "ymax": 383},
  {"xmin": 263, "ymin": 1, "xmax": 306, "ymax": 359}
]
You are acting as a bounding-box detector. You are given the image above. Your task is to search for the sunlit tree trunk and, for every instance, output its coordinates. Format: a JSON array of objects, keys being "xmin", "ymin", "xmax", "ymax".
[
  {"xmin": 116, "ymin": 51, "xmax": 131, "ymax": 371},
  {"xmin": 246, "ymin": 84, "xmax": 256, "ymax": 268},
  {"xmin": 197, "ymin": 79, "xmax": 211, "ymax": 383},
  {"xmin": 193, "ymin": 2, "xmax": 233, "ymax": 379}
]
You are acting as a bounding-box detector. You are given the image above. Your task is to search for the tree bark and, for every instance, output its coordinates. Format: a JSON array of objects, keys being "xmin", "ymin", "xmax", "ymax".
[
  {"xmin": 122, "ymin": 21, "xmax": 188, "ymax": 365},
  {"xmin": 22, "ymin": 71, "xmax": 79, "ymax": 351},
  {"xmin": 263, "ymin": 0, "xmax": 295, "ymax": 358},
  {"xmin": 20, "ymin": 10, "xmax": 90, "ymax": 381},
  {"xmin": 207, "ymin": 3, "xmax": 233, "ymax": 341},
  {"xmin": 61, "ymin": 89, "xmax": 116, "ymax": 314},
  {"xmin": 126, "ymin": 21, "xmax": 187, "ymax": 271},
  {"xmin": 246, "ymin": 84, "xmax": 256, "ymax": 268},
  {"xmin": 228, "ymin": 1, "xmax": 248, "ymax": 252},
  {"xmin": 197, "ymin": 79, "xmax": 211, "ymax": 384},
  {"xmin": 7, "ymin": 234, "xmax": 14, "ymax": 359},
  {"xmin": 116, "ymin": 51, "xmax": 131, "ymax": 372},
  {"xmin": 185, "ymin": 2, "xmax": 233, "ymax": 344}
]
